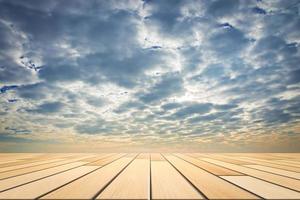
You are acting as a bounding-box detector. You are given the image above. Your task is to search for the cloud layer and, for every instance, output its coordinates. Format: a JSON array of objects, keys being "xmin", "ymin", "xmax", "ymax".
[{"xmin": 0, "ymin": 0, "xmax": 300, "ymax": 152}]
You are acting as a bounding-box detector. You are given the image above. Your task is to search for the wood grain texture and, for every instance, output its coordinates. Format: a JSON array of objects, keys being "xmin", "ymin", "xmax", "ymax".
[
  {"xmin": 237, "ymin": 156, "xmax": 300, "ymax": 167},
  {"xmin": 0, "ymin": 166, "xmax": 98, "ymax": 199},
  {"xmin": 219, "ymin": 156, "xmax": 300, "ymax": 172},
  {"xmin": 0, "ymin": 158, "xmax": 65, "ymax": 173},
  {"xmin": 0, "ymin": 153, "xmax": 299, "ymax": 199},
  {"xmin": 97, "ymin": 156, "xmax": 149, "ymax": 199},
  {"xmin": 0, "ymin": 161, "xmax": 88, "ymax": 192},
  {"xmin": 0, "ymin": 155, "xmax": 96, "ymax": 180},
  {"xmin": 151, "ymin": 158, "xmax": 203, "ymax": 199},
  {"xmin": 41, "ymin": 156, "xmax": 135, "ymax": 199},
  {"xmin": 164, "ymin": 155, "xmax": 258, "ymax": 199},
  {"xmin": 222, "ymin": 176, "xmax": 300, "ymax": 199},
  {"xmin": 176, "ymin": 154, "xmax": 242, "ymax": 175},
  {"xmin": 202, "ymin": 158, "xmax": 300, "ymax": 192},
  {"xmin": 244, "ymin": 164, "xmax": 300, "ymax": 179}
]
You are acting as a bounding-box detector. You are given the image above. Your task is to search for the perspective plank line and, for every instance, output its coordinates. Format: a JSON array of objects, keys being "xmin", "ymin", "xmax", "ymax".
[{"xmin": 0, "ymin": 153, "xmax": 298, "ymax": 199}]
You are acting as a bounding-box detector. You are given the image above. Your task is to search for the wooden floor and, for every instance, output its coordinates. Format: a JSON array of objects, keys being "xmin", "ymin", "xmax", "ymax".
[{"xmin": 0, "ymin": 153, "xmax": 299, "ymax": 199}]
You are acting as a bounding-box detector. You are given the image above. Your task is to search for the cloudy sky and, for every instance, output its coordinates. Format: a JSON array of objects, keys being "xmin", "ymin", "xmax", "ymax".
[{"xmin": 0, "ymin": 0, "xmax": 300, "ymax": 152}]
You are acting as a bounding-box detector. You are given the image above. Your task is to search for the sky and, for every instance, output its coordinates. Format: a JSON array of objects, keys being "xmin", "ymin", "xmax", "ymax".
[{"xmin": 0, "ymin": 0, "xmax": 300, "ymax": 152}]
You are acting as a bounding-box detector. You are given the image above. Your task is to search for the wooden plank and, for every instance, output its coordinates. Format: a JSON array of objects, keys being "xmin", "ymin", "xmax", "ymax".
[
  {"xmin": 0, "ymin": 154, "xmax": 96, "ymax": 173},
  {"xmin": 41, "ymin": 155, "xmax": 135, "ymax": 199},
  {"xmin": 86, "ymin": 154, "xmax": 125, "ymax": 166},
  {"xmin": 0, "ymin": 156, "xmax": 58, "ymax": 168},
  {"xmin": 0, "ymin": 154, "xmax": 44, "ymax": 161},
  {"xmin": 237, "ymin": 156, "xmax": 300, "ymax": 168},
  {"xmin": 202, "ymin": 158, "xmax": 300, "ymax": 192},
  {"xmin": 0, "ymin": 161, "xmax": 88, "ymax": 192},
  {"xmin": 164, "ymin": 155, "xmax": 258, "ymax": 199},
  {"xmin": 234, "ymin": 154, "xmax": 286, "ymax": 160},
  {"xmin": 220, "ymin": 156, "xmax": 300, "ymax": 172},
  {"xmin": 151, "ymin": 155, "xmax": 203, "ymax": 199},
  {"xmin": 0, "ymin": 158, "xmax": 65, "ymax": 173},
  {"xmin": 96, "ymin": 154, "xmax": 149, "ymax": 199},
  {"xmin": 244, "ymin": 165, "xmax": 300, "ymax": 179},
  {"xmin": 269, "ymin": 153, "xmax": 300, "ymax": 160},
  {"xmin": 219, "ymin": 153, "xmax": 288, "ymax": 160},
  {"xmin": 194, "ymin": 154, "xmax": 253, "ymax": 165},
  {"xmin": 0, "ymin": 165, "xmax": 98, "ymax": 199},
  {"xmin": 277, "ymin": 160, "xmax": 300, "ymax": 166},
  {"xmin": 176, "ymin": 154, "xmax": 242, "ymax": 175},
  {"xmin": 222, "ymin": 176, "xmax": 300, "ymax": 199},
  {"xmin": 0, "ymin": 155, "xmax": 96, "ymax": 180},
  {"xmin": 151, "ymin": 153, "xmax": 165, "ymax": 161}
]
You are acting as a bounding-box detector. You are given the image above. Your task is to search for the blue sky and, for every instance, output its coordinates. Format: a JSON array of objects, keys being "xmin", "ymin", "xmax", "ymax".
[{"xmin": 0, "ymin": 0, "xmax": 300, "ymax": 152}]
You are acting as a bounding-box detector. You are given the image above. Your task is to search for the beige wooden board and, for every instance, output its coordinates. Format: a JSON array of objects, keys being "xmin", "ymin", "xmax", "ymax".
[
  {"xmin": 97, "ymin": 156, "xmax": 149, "ymax": 199},
  {"xmin": 238, "ymin": 154, "xmax": 286, "ymax": 160},
  {"xmin": 42, "ymin": 156, "xmax": 135, "ymax": 199},
  {"xmin": 0, "ymin": 153, "xmax": 299, "ymax": 199},
  {"xmin": 0, "ymin": 158, "xmax": 65, "ymax": 173},
  {"xmin": 0, "ymin": 154, "xmax": 95, "ymax": 170},
  {"xmin": 237, "ymin": 156, "xmax": 300, "ymax": 168},
  {"xmin": 195, "ymin": 154, "xmax": 254, "ymax": 165},
  {"xmin": 151, "ymin": 153, "xmax": 165, "ymax": 161},
  {"xmin": 176, "ymin": 154, "xmax": 242, "ymax": 175},
  {"xmin": 164, "ymin": 155, "xmax": 258, "ymax": 199},
  {"xmin": 277, "ymin": 160, "xmax": 300, "ymax": 166},
  {"xmin": 220, "ymin": 156, "xmax": 300, "ymax": 172},
  {"xmin": 0, "ymin": 155, "xmax": 96, "ymax": 179},
  {"xmin": 0, "ymin": 161, "xmax": 88, "ymax": 192},
  {"xmin": 0, "ymin": 154, "xmax": 43, "ymax": 161},
  {"xmin": 151, "ymin": 158, "xmax": 203, "ymax": 199},
  {"xmin": 0, "ymin": 165, "xmax": 98, "ymax": 199},
  {"xmin": 0, "ymin": 159, "xmax": 57, "ymax": 169},
  {"xmin": 220, "ymin": 153, "xmax": 288, "ymax": 160},
  {"xmin": 80, "ymin": 153, "xmax": 113, "ymax": 162},
  {"xmin": 269, "ymin": 153, "xmax": 300, "ymax": 159},
  {"xmin": 222, "ymin": 176, "xmax": 300, "ymax": 199},
  {"xmin": 0, "ymin": 159, "xmax": 27, "ymax": 165},
  {"xmin": 202, "ymin": 158, "xmax": 300, "ymax": 192},
  {"xmin": 137, "ymin": 153, "xmax": 150, "ymax": 159},
  {"xmin": 17, "ymin": 154, "xmax": 59, "ymax": 160},
  {"xmin": 86, "ymin": 154, "xmax": 125, "ymax": 166},
  {"xmin": 244, "ymin": 165, "xmax": 300, "ymax": 179}
]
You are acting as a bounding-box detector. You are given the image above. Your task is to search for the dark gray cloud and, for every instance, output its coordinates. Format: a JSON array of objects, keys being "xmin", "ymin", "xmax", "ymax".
[
  {"xmin": 17, "ymin": 83, "xmax": 49, "ymax": 99},
  {"xmin": 75, "ymin": 119, "xmax": 120, "ymax": 135},
  {"xmin": 138, "ymin": 73, "xmax": 183, "ymax": 103},
  {"xmin": 114, "ymin": 100, "xmax": 147, "ymax": 113},
  {"xmin": 172, "ymin": 103, "xmax": 213, "ymax": 119},
  {"xmin": 26, "ymin": 101, "xmax": 64, "ymax": 114},
  {"xmin": 208, "ymin": 25, "xmax": 250, "ymax": 56},
  {"xmin": 161, "ymin": 102, "xmax": 182, "ymax": 111},
  {"xmin": 207, "ymin": 0, "xmax": 240, "ymax": 18}
]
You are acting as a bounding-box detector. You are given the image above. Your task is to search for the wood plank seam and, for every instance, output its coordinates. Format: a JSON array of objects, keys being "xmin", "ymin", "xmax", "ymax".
[
  {"xmin": 161, "ymin": 154, "xmax": 208, "ymax": 200},
  {"xmin": 174, "ymin": 154, "xmax": 264, "ymax": 200},
  {"xmin": 149, "ymin": 154, "xmax": 152, "ymax": 200},
  {"xmin": 215, "ymin": 155, "xmax": 300, "ymax": 172},
  {"xmin": 0, "ymin": 158, "xmax": 60, "ymax": 169},
  {"xmin": 241, "ymin": 163, "xmax": 300, "ymax": 174},
  {"xmin": 177, "ymin": 154, "xmax": 243, "ymax": 176},
  {"xmin": 0, "ymin": 154, "xmax": 117, "ymax": 193},
  {"xmin": 228, "ymin": 156, "xmax": 300, "ymax": 168},
  {"xmin": 242, "ymin": 165, "xmax": 300, "ymax": 180},
  {"xmin": 201, "ymin": 158, "xmax": 300, "ymax": 193},
  {"xmin": 91, "ymin": 154, "xmax": 139, "ymax": 200},
  {"xmin": 0, "ymin": 159, "xmax": 67, "ymax": 174},
  {"xmin": 35, "ymin": 154, "xmax": 129, "ymax": 200},
  {"xmin": 0, "ymin": 155, "xmax": 99, "ymax": 181}
]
